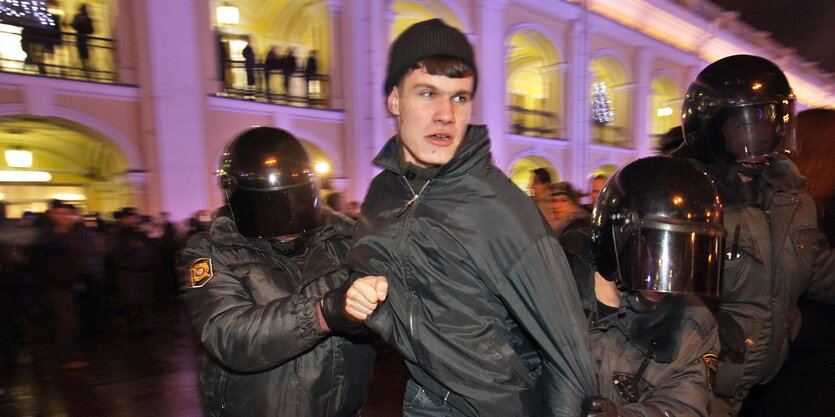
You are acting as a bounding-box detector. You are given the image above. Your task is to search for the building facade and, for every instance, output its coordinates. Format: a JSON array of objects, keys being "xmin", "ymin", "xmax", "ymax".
[{"xmin": 0, "ymin": 0, "xmax": 832, "ymax": 224}]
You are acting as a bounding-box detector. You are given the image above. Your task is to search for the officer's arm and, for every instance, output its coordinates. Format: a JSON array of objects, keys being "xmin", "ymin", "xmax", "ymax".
[
  {"xmin": 804, "ymin": 228, "xmax": 835, "ymax": 303},
  {"xmin": 180, "ymin": 241, "xmax": 328, "ymax": 373}
]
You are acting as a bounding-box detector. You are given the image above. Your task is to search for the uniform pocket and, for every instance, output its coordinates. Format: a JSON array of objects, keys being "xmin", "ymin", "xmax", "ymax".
[
  {"xmin": 789, "ymin": 228, "xmax": 826, "ymax": 255},
  {"xmin": 713, "ymin": 316, "xmax": 760, "ymax": 398}
]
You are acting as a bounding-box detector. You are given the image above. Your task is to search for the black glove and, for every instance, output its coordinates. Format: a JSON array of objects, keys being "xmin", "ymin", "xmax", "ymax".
[
  {"xmin": 714, "ymin": 310, "xmax": 746, "ymax": 354},
  {"xmin": 320, "ymin": 281, "xmax": 366, "ymax": 335},
  {"xmin": 581, "ymin": 396, "xmax": 618, "ymax": 417}
]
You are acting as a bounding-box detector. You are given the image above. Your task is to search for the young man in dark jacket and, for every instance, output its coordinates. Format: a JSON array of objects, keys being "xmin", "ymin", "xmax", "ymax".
[
  {"xmin": 181, "ymin": 126, "xmax": 376, "ymax": 417},
  {"xmin": 673, "ymin": 55, "xmax": 835, "ymax": 416},
  {"xmin": 334, "ymin": 18, "xmax": 596, "ymax": 417}
]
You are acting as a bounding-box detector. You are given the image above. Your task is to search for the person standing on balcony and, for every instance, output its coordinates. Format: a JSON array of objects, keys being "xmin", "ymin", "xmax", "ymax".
[
  {"xmin": 263, "ymin": 46, "xmax": 282, "ymax": 100},
  {"xmin": 281, "ymin": 47, "xmax": 296, "ymax": 96},
  {"xmin": 241, "ymin": 37, "xmax": 256, "ymax": 98},
  {"xmin": 304, "ymin": 49, "xmax": 318, "ymax": 98},
  {"xmin": 70, "ymin": 3, "xmax": 94, "ymax": 77}
]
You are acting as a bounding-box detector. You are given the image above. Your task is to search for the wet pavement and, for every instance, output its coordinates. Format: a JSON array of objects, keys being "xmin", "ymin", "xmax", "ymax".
[{"xmin": 0, "ymin": 298, "xmax": 408, "ymax": 417}]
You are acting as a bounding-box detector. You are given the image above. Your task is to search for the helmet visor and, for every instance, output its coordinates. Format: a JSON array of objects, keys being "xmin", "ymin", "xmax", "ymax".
[
  {"xmin": 721, "ymin": 101, "xmax": 795, "ymax": 161},
  {"xmin": 621, "ymin": 223, "xmax": 724, "ymax": 298},
  {"xmin": 229, "ymin": 182, "xmax": 318, "ymax": 239}
]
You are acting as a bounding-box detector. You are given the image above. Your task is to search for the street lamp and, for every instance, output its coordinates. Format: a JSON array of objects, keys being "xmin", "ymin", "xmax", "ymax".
[
  {"xmin": 5, "ymin": 148, "xmax": 33, "ymax": 168},
  {"xmin": 216, "ymin": 3, "xmax": 239, "ymax": 25}
]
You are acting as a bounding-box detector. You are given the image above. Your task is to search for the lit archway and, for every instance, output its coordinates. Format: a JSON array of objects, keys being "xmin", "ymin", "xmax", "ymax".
[
  {"xmin": 649, "ymin": 74, "xmax": 681, "ymax": 149},
  {"xmin": 389, "ymin": 1, "xmax": 465, "ymax": 40},
  {"xmin": 0, "ymin": 115, "xmax": 131, "ymax": 217},
  {"xmin": 506, "ymin": 28, "xmax": 563, "ymax": 139},
  {"xmin": 507, "ymin": 155, "xmax": 561, "ymax": 195},
  {"xmin": 589, "ymin": 54, "xmax": 631, "ymax": 147}
]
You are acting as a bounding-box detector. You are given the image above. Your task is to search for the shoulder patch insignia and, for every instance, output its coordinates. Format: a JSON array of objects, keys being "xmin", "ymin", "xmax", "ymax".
[
  {"xmin": 189, "ymin": 258, "xmax": 214, "ymax": 288},
  {"xmin": 702, "ymin": 353, "xmax": 718, "ymax": 392}
]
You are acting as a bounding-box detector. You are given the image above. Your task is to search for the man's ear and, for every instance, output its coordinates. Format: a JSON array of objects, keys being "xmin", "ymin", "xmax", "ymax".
[{"xmin": 387, "ymin": 88, "xmax": 400, "ymax": 117}]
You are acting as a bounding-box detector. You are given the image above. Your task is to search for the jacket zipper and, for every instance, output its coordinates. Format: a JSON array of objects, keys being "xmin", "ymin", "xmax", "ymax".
[
  {"xmin": 398, "ymin": 176, "xmax": 430, "ymax": 342},
  {"xmin": 397, "ymin": 177, "xmax": 430, "ymax": 217}
]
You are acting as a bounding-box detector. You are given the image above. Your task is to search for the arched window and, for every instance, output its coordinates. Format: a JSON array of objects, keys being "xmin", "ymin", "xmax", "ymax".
[
  {"xmin": 505, "ymin": 29, "xmax": 564, "ymax": 139},
  {"xmin": 589, "ymin": 55, "xmax": 631, "ymax": 148}
]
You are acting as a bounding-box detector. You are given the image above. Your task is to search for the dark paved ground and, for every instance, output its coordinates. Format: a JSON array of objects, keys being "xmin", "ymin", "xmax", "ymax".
[{"xmin": 0, "ymin": 298, "xmax": 408, "ymax": 417}]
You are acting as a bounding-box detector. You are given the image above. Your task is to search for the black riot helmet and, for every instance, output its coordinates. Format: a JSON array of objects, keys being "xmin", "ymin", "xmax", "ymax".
[
  {"xmin": 681, "ymin": 55, "xmax": 796, "ymax": 171},
  {"xmin": 592, "ymin": 156, "xmax": 725, "ymax": 299},
  {"xmin": 218, "ymin": 126, "xmax": 319, "ymax": 239}
]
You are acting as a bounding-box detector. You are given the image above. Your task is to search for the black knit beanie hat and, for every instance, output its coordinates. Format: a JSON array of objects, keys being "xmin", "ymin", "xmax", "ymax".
[{"xmin": 384, "ymin": 18, "xmax": 477, "ymax": 95}]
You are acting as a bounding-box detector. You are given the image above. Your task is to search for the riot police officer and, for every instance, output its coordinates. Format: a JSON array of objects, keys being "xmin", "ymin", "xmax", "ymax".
[
  {"xmin": 180, "ymin": 126, "xmax": 376, "ymax": 417},
  {"xmin": 673, "ymin": 54, "xmax": 835, "ymax": 416},
  {"xmin": 564, "ymin": 156, "xmax": 722, "ymax": 417}
]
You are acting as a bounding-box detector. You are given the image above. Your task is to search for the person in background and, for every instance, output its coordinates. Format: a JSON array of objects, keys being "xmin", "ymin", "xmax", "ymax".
[
  {"xmin": 551, "ymin": 181, "xmax": 591, "ymax": 237},
  {"xmin": 241, "ymin": 36, "xmax": 256, "ymax": 97},
  {"xmin": 105, "ymin": 207, "xmax": 153, "ymax": 336},
  {"xmin": 34, "ymin": 202, "xmax": 90, "ymax": 369},
  {"xmin": 264, "ymin": 46, "xmax": 282, "ymax": 100},
  {"xmin": 181, "ymin": 126, "xmax": 376, "ymax": 417},
  {"xmin": 345, "ymin": 200, "xmax": 361, "ymax": 220},
  {"xmin": 583, "ymin": 174, "xmax": 609, "ymax": 212},
  {"xmin": 531, "ymin": 167, "xmax": 560, "ymax": 229},
  {"xmin": 304, "ymin": 49, "xmax": 318, "ymax": 98},
  {"xmin": 562, "ymin": 156, "xmax": 722, "ymax": 417},
  {"xmin": 281, "ymin": 47, "xmax": 297, "ymax": 95},
  {"xmin": 70, "ymin": 3, "xmax": 94, "ymax": 76}
]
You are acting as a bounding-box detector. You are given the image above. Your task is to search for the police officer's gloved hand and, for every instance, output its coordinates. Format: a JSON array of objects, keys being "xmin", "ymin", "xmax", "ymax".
[
  {"xmin": 320, "ymin": 281, "xmax": 366, "ymax": 335},
  {"xmin": 581, "ymin": 396, "xmax": 617, "ymax": 417},
  {"xmin": 714, "ymin": 310, "xmax": 746, "ymax": 354}
]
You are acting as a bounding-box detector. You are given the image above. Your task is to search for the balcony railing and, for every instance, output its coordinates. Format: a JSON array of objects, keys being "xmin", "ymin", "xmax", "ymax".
[
  {"xmin": 0, "ymin": 27, "xmax": 117, "ymax": 83},
  {"xmin": 217, "ymin": 59, "xmax": 330, "ymax": 108},
  {"xmin": 507, "ymin": 105, "xmax": 559, "ymax": 138},
  {"xmin": 592, "ymin": 124, "xmax": 629, "ymax": 148}
]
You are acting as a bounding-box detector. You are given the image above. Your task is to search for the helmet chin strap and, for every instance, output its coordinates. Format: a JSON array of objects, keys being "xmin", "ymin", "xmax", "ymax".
[
  {"xmin": 270, "ymin": 236, "xmax": 305, "ymax": 254},
  {"xmin": 625, "ymin": 291, "xmax": 661, "ymax": 313},
  {"xmin": 736, "ymin": 160, "xmax": 770, "ymax": 177},
  {"xmin": 223, "ymin": 187, "xmax": 237, "ymax": 224}
]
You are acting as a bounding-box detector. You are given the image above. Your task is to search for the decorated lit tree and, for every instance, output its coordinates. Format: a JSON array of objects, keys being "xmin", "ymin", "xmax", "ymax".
[{"xmin": 592, "ymin": 81, "xmax": 614, "ymax": 125}]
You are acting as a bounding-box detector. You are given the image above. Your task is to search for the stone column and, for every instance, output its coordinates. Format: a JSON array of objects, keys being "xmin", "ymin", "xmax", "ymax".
[
  {"xmin": 568, "ymin": 15, "xmax": 591, "ymax": 185},
  {"xmin": 633, "ymin": 46, "xmax": 652, "ymax": 157},
  {"xmin": 475, "ymin": 0, "xmax": 509, "ymax": 169},
  {"xmin": 142, "ymin": 0, "xmax": 210, "ymax": 220}
]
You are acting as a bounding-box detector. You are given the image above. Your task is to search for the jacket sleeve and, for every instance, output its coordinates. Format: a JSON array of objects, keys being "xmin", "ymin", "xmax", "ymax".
[
  {"xmin": 617, "ymin": 312, "xmax": 720, "ymax": 417},
  {"xmin": 802, "ymin": 228, "xmax": 835, "ymax": 303},
  {"xmin": 496, "ymin": 236, "xmax": 598, "ymax": 416},
  {"xmin": 180, "ymin": 238, "xmax": 328, "ymax": 373}
]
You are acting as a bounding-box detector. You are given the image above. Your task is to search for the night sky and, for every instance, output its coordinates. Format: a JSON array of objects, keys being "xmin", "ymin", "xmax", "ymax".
[{"xmin": 710, "ymin": 0, "xmax": 835, "ymax": 75}]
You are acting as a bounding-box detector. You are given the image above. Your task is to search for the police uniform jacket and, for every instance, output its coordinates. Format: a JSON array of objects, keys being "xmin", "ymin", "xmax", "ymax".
[
  {"xmin": 181, "ymin": 211, "xmax": 375, "ymax": 417},
  {"xmin": 349, "ymin": 125, "xmax": 597, "ymax": 417},
  {"xmin": 560, "ymin": 229, "xmax": 719, "ymax": 417},
  {"xmin": 590, "ymin": 295, "xmax": 719, "ymax": 417},
  {"xmin": 692, "ymin": 155, "xmax": 835, "ymax": 402}
]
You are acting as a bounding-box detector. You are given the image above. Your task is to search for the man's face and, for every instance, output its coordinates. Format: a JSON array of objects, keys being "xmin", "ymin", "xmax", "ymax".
[
  {"xmin": 590, "ymin": 177, "xmax": 607, "ymax": 205},
  {"xmin": 50, "ymin": 207, "xmax": 78, "ymax": 229},
  {"xmin": 721, "ymin": 108, "xmax": 780, "ymax": 164},
  {"xmin": 387, "ymin": 68, "xmax": 473, "ymax": 167},
  {"xmin": 552, "ymin": 194, "xmax": 577, "ymax": 219},
  {"xmin": 530, "ymin": 176, "xmax": 550, "ymax": 198}
]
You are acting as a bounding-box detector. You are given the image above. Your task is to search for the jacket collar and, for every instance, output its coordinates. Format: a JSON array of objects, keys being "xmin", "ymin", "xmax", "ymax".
[
  {"xmin": 373, "ymin": 124, "xmax": 492, "ymax": 178},
  {"xmin": 207, "ymin": 208, "xmax": 353, "ymax": 251}
]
